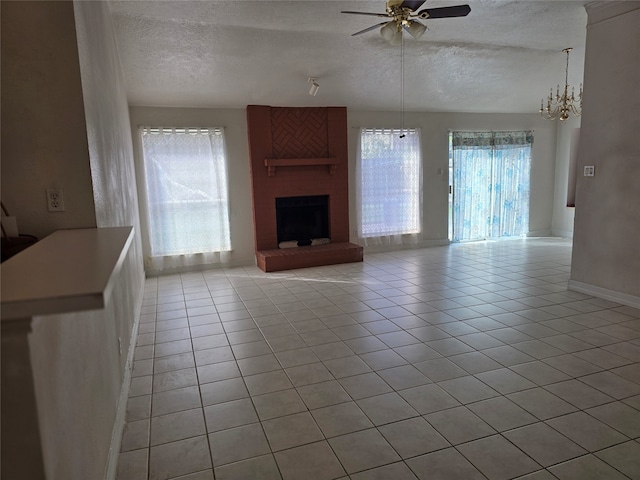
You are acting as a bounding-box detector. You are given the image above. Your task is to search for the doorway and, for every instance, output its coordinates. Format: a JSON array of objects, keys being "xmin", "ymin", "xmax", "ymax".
[{"xmin": 449, "ymin": 131, "xmax": 533, "ymax": 242}]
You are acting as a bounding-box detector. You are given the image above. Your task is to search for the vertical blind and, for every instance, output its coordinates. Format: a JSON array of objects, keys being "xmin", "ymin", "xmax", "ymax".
[
  {"xmin": 357, "ymin": 128, "xmax": 422, "ymax": 242},
  {"xmin": 451, "ymin": 131, "xmax": 533, "ymax": 242},
  {"xmin": 140, "ymin": 127, "xmax": 231, "ymax": 258}
]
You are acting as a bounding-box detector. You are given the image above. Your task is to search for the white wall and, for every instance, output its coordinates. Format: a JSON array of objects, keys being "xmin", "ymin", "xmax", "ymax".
[
  {"xmin": 0, "ymin": 0, "xmax": 97, "ymax": 239},
  {"xmin": 30, "ymin": 251, "xmax": 141, "ymax": 480},
  {"xmin": 128, "ymin": 107, "xmax": 559, "ymax": 272},
  {"xmin": 72, "ymin": 1, "xmax": 147, "ymax": 473},
  {"xmin": 570, "ymin": 2, "xmax": 640, "ymax": 305},
  {"xmin": 551, "ymin": 116, "xmax": 580, "ymax": 238},
  {"xmin": 2, "ymin": 1, "xmax": 145, "ymax": 478}
]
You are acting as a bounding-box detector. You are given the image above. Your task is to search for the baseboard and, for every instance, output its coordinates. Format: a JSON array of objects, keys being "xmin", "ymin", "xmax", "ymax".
[
  {"xmin": 527, "ymin": 229, "xmax": 552, "ymax": 237},
  {"xmin": 145, "ymin": 256, "xmax": 256, "ymax": 277},
  {"xmin": 550, "ymin": 229, "xmax": 574, "ymax": 239},
  {"xmin": 362, "ymin": 239, "xmax": 449, "ymax": 254},
  {"xmin": 568, "ymin": 280, "xmax": 640, "ymax": 310},
  {"xmin": 104, "ymin": 272, "xmax": 146, "ymax": 480}
]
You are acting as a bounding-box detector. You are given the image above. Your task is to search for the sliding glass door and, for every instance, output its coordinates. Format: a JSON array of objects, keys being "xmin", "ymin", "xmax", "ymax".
[{"xmin": 450, "ymin": 131, "xmax": 533, "ymax": 242}]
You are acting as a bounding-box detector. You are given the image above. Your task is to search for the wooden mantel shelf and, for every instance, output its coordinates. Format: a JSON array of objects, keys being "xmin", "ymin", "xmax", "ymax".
[{"xmin": 264, "ymin": 157, "xmax": 338, "ymax": 176}]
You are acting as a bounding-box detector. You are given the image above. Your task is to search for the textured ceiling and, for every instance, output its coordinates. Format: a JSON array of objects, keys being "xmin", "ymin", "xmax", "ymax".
[{"xmin": 109, "ymin": 0, "xmax": 588, "ymax": 113}]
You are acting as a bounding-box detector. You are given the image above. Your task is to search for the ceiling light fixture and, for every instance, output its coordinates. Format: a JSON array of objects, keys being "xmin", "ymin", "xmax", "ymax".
[
  {"xmin": 308, "ymin": 77, "xmax": 319, "ymax": 96},
  {"xmin": 380, "ymin": 21, "xmax": 398, "ymax": 42},
  {"xmin": 540, "ymin": 48, "xmax": 583, "ymax": 122},
  {"xmin": 377, "ymin": 4, "xmax": 428, "ymax": 45},
  {"xmin": 406, "ymin": 20, "xmax": 427, "ymax": 40}
]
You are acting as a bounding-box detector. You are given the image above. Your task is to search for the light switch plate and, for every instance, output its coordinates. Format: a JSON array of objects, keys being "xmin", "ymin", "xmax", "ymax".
[{"xmin": 584, "ymin": 166, "xmax": 595, "ymax": 177}]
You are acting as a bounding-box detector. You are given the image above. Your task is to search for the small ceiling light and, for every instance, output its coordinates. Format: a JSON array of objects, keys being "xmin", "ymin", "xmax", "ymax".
[
  {"xmin": 308, "ymin": 77, "xmax": 319, "ymax": 96},
  {"xmin": 380, "ymin": 21, "xmax": 403, "ymax": 45},
  {"xmin": 406, "ymin": 20, "xmax": 427, "ymax": 40},
  {"xmin": 389, "ymin": 29, "xmax": 403, "ymax": 46},
  {"xmin": 380, "ymin": 21, "xmax": 397, "ymax": 41}
]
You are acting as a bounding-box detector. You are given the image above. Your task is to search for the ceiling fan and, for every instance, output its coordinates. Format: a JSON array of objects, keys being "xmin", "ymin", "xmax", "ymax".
[{"xmin": 342, "ymin": 0, "xmax": 471, "ymax": 44}]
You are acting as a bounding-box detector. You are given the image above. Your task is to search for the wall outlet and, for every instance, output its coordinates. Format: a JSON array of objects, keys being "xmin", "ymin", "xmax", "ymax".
[
  {"xmin": 46, "ymin": 188, "xmax": 65, "ymax": 212},
  {"xmin": 584, "ymin": 166, "xmax": 595, "ymax": 177}
]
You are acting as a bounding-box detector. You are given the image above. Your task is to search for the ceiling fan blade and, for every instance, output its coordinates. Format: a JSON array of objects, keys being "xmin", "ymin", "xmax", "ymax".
[
  {"xmin": 352, "ymin": 22, "xmax": 389, "ymax": 36},
  {"xmin": 341, "ymin": 11, "xmax": 390, "ymax": 17},
  {"xmin": 417, "ymin": 4, "xmax": 471, "ymax": 19},
  {"xmin": 399, "ymin": 0, "xmax": 428, "ymax": 12}
]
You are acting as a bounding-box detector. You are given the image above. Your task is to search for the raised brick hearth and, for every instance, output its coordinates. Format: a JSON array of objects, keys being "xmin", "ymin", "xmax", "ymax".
[
  {"xmin": 247, "ymin": 105, "xmax": 363, "ymax": 272},
  {"xmin": 256, "ymin": 243, "xmax": 363, "ymax": 272}
]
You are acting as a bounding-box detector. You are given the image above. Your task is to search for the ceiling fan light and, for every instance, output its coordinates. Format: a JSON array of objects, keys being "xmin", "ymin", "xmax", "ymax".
[
  {"xmin": 389, "ymin": 30, "xmax": 403, "ymax": 46},
  {"xmin": 380, "ymin": 21, "xmax": 397, "ymax": 41},
  {"xmin": 408, "ymin": 20, "xmax": 427, "ymax": 39}
]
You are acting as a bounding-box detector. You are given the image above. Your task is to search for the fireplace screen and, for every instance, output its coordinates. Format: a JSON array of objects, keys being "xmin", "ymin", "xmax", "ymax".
[{"xmin": 276, "ymin": 195, "xmax": 329, "ymax": 245}]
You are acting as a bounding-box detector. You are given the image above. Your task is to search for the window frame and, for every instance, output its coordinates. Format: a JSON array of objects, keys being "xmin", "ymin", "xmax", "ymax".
[
  {"xmin": 139, "ymin": 126, "xmax": 232, "ymax": 258},
  {"xmin": 356, "ymin": 128, "xmax": 422, "ymax": 239}
]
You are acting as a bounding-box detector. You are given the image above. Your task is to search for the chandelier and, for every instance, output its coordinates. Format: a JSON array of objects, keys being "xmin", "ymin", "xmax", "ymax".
[{"xmin": 540, "ymin": 48, "xmax": 583, "ymax": 121}]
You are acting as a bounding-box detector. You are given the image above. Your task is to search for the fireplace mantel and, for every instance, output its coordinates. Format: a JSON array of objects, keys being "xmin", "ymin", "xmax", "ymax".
[{"xmin": 264, "ymin": 157, "xmax": 338, "ymax": 176}]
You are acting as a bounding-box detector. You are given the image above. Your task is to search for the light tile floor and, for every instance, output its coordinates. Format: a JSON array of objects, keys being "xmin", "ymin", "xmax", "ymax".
[{"xmin": 116, "ymin": 238, "xmax": 640, "ymax": 480}]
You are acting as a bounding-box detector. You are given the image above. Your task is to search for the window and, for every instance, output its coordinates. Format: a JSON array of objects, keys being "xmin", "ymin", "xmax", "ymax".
[
  {"xmin": 357, "ymin": 128, "xmax": 421, "ymax": 240},
  {"xmin": 140, "ymin": 127, "xmax": 231, "ymax": 257},
  {"xmin": 450, "ymin": 131, "xmax": 532, "ymax": 242}
]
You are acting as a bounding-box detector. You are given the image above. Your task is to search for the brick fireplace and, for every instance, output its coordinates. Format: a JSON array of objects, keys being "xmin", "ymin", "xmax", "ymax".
[{"xmin": 246, "ymin": 105, "xmax": 363, "ymax": 272}]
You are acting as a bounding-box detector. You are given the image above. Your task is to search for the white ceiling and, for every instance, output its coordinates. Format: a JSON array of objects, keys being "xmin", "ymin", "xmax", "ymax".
[{"xmin": 109, "ymin": 0, "xmax": 588, "ymax": 113}]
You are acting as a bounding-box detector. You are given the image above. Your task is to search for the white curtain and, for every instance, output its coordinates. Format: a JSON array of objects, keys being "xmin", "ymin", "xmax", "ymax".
[
  {"xmin": 356, "ymin": 128, "xmax": 422, "ymax": 247},
  {"xmin": 452, "ymin": 131, "xmax": 532, "ymax": 242},
  {"xmin": 140, "ymin": 127, "xmax": 231, "ymax": 272}
]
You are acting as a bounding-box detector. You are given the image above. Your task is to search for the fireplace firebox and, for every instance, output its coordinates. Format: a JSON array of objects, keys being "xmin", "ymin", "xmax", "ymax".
[{"xmin": 276, "ymin": 195, "xmax": 329, "ymax": 245}]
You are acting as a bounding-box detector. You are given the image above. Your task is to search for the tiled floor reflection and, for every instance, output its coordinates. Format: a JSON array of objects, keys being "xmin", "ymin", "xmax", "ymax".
[{"xmin": 117, "ymin": 238, "xmax": 640, "ymax": 480}]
